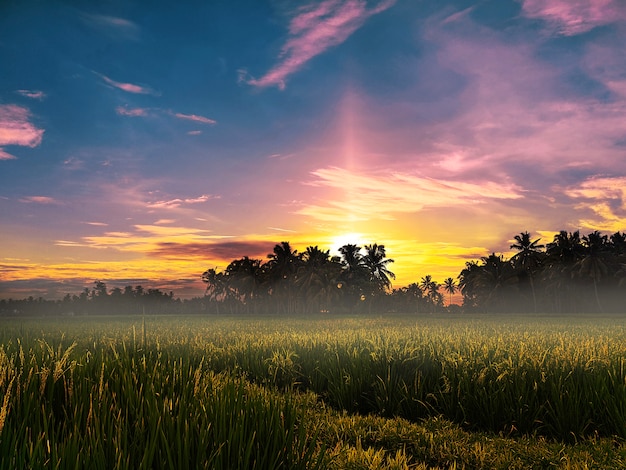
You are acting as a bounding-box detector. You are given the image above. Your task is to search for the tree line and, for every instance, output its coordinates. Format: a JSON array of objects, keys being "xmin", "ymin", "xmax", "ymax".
[
  {"xmin": 1, "ymin": 229, "xmax": 624, "ymax": 316},
  {"xmin": 201, "ymin": 230, "xmax": 626, "ymax": 315},
  {"xmin": 458, "ymin": 230, "xmax": 626, "ymax": 313},
  {"xmin": 0, "ymin": 283, "xmax": 186, "ymax": 317},
  {"xmin": 201, "ymin": 242, "xmax": 395, "ymax": 315}
]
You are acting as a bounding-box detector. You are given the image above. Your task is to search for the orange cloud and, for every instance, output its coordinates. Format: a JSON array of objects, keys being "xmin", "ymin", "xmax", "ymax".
[
  {"xmin": 299, "ymin": 166, "xmax": 523, "ymax": 222},
  {"xmin": 563, "ymin": 176, "xmax": 626, "ymax": 231}
]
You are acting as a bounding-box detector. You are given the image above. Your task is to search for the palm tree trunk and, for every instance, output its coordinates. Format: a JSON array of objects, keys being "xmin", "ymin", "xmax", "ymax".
[{"xmin": 593, "ymin": 278, "xmax": 603, "ymax": 312}]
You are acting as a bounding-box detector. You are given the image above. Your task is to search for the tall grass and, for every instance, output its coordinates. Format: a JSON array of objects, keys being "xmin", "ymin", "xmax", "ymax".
[
  {"xmin": 2, "ymin": 313, "xmax": 626, "ymax": 468},
  {"xmin": 0, "ymin": 335, "xmax": 325, "ymax": 469}
]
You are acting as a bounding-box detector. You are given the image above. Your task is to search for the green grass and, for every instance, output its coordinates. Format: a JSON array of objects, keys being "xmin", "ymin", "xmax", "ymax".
[{"xmin": 1, "ymin": 313, "xmax": 626, "ymax": 468}]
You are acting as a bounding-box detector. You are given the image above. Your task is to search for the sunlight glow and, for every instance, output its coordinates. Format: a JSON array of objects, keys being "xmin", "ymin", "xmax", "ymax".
[{"xmin": 328, "ymin": 232, "xmax": 368, "ymax": 256}]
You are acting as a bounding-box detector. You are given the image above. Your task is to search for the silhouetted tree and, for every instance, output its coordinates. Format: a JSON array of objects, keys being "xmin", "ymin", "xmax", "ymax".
[
  {"xmin": 443, "ymin": 277, "xmax": 456, "ymax": 307},
  {"xmin": 510, "ymin": 232, "xmax": 545, "ymax": 312}
]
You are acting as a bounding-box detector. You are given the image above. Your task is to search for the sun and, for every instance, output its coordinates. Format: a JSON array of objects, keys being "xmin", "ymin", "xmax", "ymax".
[{"xmin": 328, "ymin": 232, "xmax": 368, "ymax": 256}]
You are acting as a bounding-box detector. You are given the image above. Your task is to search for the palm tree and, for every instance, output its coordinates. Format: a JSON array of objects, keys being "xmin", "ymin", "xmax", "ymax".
[
  {"xmin": 338, "ymin": 244, "xmax": 367, "ymax": 310},
  {"xmin": 359, "ymin": 243, "xmax": 395, "ymax": 313},
  {"xmin": 225, "ymin": 256, "xmax": 265, "ymax": 314},
  {"xmin": 443, "ymin": 277, "xmax": 456, "ymax": 307},
  {"xmin": 298, "ymin": 246, "xmax": 343, "ymax": 313},
  {"xmin": 201, "ymin": 268, "xmax": 228, "ymax": 313},
  {"xmin": 476, "ymin": 254, "xmax": 516, "ymax": 312},
  {"xmin": 546, "ymin": 230, "xmax": 584, "ymax": 265},
  {"xmin": 266, "ymin": 242, "xmax": 301, "ymax": 314},
  {"xmin": 544, "ymin": 231, "xmax": 585, "ymax": 312},
  {"xmin": 458, "ymin": 261, "xmax": 481, "ymax": 310},
  {"xmin": 419, "ymin": 275, "xmax": 441, "ymax": 312},
  {"xmin": 510, "ymin": 232, "xmax": 545, "ymax": 312},
  {"xmin": 576, "ymin": 231, "xmax": 609, "ymax": 312},
  {"xmin": 609, "ymin": 231, "xmax": 626, "ymax": 256},
  {"xmin": 338, "ymin": 244, "xmax": 363, "ymax": 272},
  {"xmin": 362, "ymin": 243, "xmax": 395, "ymax": 292},
  {"xmin": 402, "ymin": 283, "xmax": 424, "ymax": 313}
]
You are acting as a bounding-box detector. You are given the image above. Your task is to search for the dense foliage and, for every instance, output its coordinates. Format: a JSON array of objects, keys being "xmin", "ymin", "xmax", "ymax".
[
  {"xmin": 458, "ymin": 230, "xmax": 626, "ymax": 313},
  {"xmin": 202, "ymin": 242, "xmax": 396, "ymax": 315},
  {"xmin": 201, "ymin": 230, "xmax": 626, "ymax": 315}
]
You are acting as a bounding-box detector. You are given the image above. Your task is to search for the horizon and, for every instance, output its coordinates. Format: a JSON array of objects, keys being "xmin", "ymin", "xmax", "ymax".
[{"xmin": 2, "ymin": 0, "xmax": 626, "ymax": 300}]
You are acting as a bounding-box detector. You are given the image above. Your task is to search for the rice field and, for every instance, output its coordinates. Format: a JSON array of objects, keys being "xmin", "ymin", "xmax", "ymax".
[{"xmin": 1, "ymin": 313, "xmax": 626, "ymax": 469}]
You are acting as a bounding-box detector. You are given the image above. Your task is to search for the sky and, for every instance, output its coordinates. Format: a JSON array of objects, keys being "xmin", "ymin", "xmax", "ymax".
[{"xmin": 1, "ymin": 0, "xmax": 626, "ymax": 300}]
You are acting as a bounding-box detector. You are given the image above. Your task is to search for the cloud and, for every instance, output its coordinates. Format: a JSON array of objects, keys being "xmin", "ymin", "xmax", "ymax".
[
  {"xmin": 0, "ymin": 149, "xmax": 16, "ymax": 160},
  {"xmin": 16, "ymin": 89, "xmax": 46, "ymax": 100},
  {"xmin": 520, "ymin": 0, "xmax": 626, "ymax": 36},
  {"xmin": 19, "ymin": 196, "xmax": 58, "ymax": 204},
  {"xmin": 0, "ymin": 105, "xmax": 45, "ymax": 158},
  {"xmin": 268, "ymin": 226, "xmax": 297, "ymax": 233},
  {"xmin": 151, "ymin": 240, "xmax": 276, "ymax": 261},
  {"xmin": 148, "ymin": 194, "xmax": 219, "ymax": 209},
  {"xmin": 298, "ymin": 166, "xmax": 523, "ymax": 222},
  {"xmin": 562, "ymin": 176, "xmax": 626, "ymax": 231},
  {"xmin": 97, "ymin": 73, "xmax": 159, "ymax": 95},
  {"xmin": 248, "ymin": 0, "xmax": 395, "ymax": 89},
  {"xmin": 75, "ymin": 224, "xmax": 218, "ymax": 252},
  {"xmin": 172, "ymin": 112, "xmax": 217, "ymax": 125},
  {"xmin": 115, "ymin": 107, "xmax": 216, "ymax": 126},
  {"xmin": 63, "ymin": 157, "xmax": 84, "ymax": 170},
  {"xmin": 403, "ymin": 18, "xmax": 626, "ymax": 182},
  {"xmin": 116, "ymin": 106, "xmax": 149, "ymax": 117},
  {"xmin": 80, "ymin": 13, "xmax": 140, "ymax": 40},
  {"xmin": 83, "ymin": 221, "xmax": 108, "ymax": 226}
]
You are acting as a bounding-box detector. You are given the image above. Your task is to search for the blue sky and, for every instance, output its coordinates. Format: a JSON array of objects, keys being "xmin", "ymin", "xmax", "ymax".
[{"xmin": 1, "ymin": 0, "xmax": 626, "ymax": 299}]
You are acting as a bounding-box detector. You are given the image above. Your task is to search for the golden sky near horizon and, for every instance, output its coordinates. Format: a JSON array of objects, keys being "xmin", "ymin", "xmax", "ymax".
[{"xmin": 2, "ymin": 0, "xmax": 626, "ymax": 299}]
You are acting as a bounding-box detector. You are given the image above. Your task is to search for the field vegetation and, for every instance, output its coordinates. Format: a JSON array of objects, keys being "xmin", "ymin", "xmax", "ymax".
[{"xmin": 1, "ymin": 314, "xmax": 626, "ymax": 468}]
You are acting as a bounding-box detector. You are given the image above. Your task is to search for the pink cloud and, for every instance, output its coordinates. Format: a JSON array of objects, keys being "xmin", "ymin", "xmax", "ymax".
[
  {"xmin": 0, "ymin": 149, "xmax": 16, "ymax": 160},
  {"xmin": 397, "ymin": 20, "xmax": 626, "ymax": 178},
  {"xmin": 19, "ymin": 196, "xmax": 57, "ymax": 204},
  {"xmin": 148, "ymin": 194, "xmax": 219, "ymax": 209},
  {"xmin": 173, "ymin": 112, "xmax": 216, "ymax": 125},
  {"xmin": 521, "ymin": 0, "xmax": 626, "ymax": 35},
  {"xmin": 98, "ymin": 73, "xmax": 159, "ymax": 95},
  {"xmin": 16, "ymin": 89, "xmax": 46, "ymax": 100},
  {"xmin": 0, "ymin": 105, "xmax": 44, "ymax": 156},
  {"xmin": 248, "ymin": 0, "xmax": 395, "ymax": 89},
  {"xmin": 116, "ymin": 106, "xmax": 149, "ymax": 117}
]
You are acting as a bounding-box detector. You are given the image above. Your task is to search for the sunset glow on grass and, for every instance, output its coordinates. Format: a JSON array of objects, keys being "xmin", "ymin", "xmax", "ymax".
[{"xmin": 1, "ymin": 0, "xmax": 626, "ymax": 299}]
